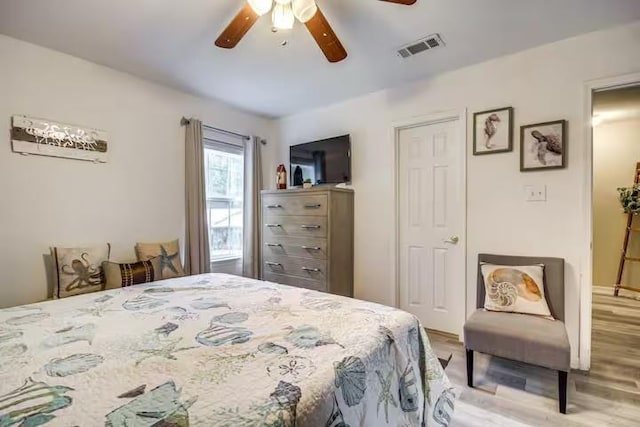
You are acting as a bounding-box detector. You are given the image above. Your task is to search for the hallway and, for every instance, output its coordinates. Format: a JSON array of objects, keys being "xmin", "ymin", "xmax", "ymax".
[{"xmin": 588, "ymin": 288, "xmax": 640, "ymax": 404}]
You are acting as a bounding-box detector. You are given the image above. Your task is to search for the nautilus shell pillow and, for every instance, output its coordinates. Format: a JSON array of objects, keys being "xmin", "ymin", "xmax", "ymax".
[
  {"xmin": 102, "ymin": 257, "xmax": 162, "ymax": 289},
  {"xmin": 135, "ymin": 239, "xmax": 185, "ymax": 279},
  {"xmin": 51, "ymin": 244, "xmax": 111, "ymax": 299},
  {"xmin": 480, "ymin": 263, "xmax": 554, "ymax": 319}
]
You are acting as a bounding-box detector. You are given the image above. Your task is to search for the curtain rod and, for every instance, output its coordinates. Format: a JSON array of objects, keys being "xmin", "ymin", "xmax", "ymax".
[{"xmin": 181, "ymin": 117, "xmax": 263, "ymax": 143}]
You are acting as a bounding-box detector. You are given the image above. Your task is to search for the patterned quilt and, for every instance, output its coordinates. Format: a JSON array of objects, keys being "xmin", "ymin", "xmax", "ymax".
[{"xmin": 0, "ymin": 273, "xmax": 455, "ymax": 426}]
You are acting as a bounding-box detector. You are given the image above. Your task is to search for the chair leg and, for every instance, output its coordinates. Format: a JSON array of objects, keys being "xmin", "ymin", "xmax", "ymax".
[
  {"xmin": 466, "ymin": 349, "xmax": 474, "ymax": 388},
  {"xmin": 558, "ymin": 370, "xmax": 568, "ymax": 414}
]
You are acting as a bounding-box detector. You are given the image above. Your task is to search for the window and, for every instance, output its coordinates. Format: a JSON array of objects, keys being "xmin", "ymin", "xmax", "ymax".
[{"xmin": 204, "ymin": 139, "xmax": 244, "ymax": 262}]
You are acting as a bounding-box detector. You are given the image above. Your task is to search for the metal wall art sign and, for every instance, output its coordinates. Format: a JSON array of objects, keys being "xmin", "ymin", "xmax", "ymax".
[{"xmin": 11, "ymin": 115, "xmax": 108, "ymax": 163}]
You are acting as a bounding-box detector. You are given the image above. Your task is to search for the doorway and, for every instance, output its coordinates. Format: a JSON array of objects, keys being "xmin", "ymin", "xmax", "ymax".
[
  {"xmin": 589, "ymin": 84, "xmax": 640, "ymax": 402},
  {"xmin": 395, "ymin": 112, "xmax": 466, "ymax": 336}
]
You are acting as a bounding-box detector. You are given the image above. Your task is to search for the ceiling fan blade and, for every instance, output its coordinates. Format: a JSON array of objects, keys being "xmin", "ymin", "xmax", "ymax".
[
  {"xmin": 378, "ymin": 0, "xmax": 417, "ymax": 4},
  {"xmin": 215, "ymin": 4, "xmax": 260, "ymax": 49},
  {"xmin": 304, "ymin": 7, "xmax": 347, "ymax": 63}
]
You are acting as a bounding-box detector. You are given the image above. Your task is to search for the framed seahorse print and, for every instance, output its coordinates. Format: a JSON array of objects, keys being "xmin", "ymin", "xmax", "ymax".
[{"xmin": 472, "ymin": 106, "xmax": 513, "ymax": 155}]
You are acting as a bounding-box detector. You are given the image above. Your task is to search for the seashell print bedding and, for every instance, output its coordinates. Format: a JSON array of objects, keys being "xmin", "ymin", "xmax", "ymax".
[{"xmin": 0, "ymin": 273, "xmax": 455, "ymax": 426}]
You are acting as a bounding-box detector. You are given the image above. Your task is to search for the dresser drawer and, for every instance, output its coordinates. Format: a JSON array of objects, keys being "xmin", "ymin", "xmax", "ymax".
[
  {"xmin": 263, "ymin": 272, "xmax": 327, "ymax": 293},
  {"xmin": 263, "ymin": 216, "xmax": 327, "ymax": 238},
  {"xmin": 263, "ymin": 255, "xmax": 327, "ymax": 282},
  {"xmin": 263, "ymin": 194, "xmax": 328, "ymax": 217},
  {"xmin": 263, "ymin": 236, "xmax": 327, "ymax": 260}
]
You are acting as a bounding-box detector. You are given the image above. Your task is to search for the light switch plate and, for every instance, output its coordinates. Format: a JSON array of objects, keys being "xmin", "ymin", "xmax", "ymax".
[{"xmin": 524, "ymin": 185, "xmax": 547, "ymax": 202}]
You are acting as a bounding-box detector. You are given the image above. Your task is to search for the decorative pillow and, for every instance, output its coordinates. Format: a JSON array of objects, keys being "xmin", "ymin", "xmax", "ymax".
[
  {"xmin": 103, "ymin": 257, "xmax": 162, "ymax": 289},
  {"xmin": 135, "ymin": 239, "xmax": 185, "ymax": 279},
  {"xmin": 51, "ymin": 244, "xmax": 111, "ymax": 299},
  {"xmin": 480, "ymin": 263, "xmax": 554, "ymax": 319}
]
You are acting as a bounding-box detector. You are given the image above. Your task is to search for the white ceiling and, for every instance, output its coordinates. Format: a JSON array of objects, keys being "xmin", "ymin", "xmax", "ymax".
[{"xmin": 1, "ymin": 0, "xmax": 640, "ymax": 118}]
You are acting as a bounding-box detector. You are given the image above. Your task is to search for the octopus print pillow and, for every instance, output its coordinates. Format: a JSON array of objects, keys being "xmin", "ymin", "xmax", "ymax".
[
  {"xmin": 51, "ymin": 244, "xmax": 111, "ymax": 299},
  {"xmin": 135, "ymin": 239, "xmax": 185, "ymax": 279},
  {"xmin": 480, "ymin": 263, "xmax": 554, "ymax": 319}
]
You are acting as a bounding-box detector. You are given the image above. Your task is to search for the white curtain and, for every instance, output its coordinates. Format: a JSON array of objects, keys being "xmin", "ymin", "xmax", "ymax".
[
  {"xmin": 184, "ymin": 118, "xmax": 211, "ymax": 275},
  {"xmin": 243, "ymin": 136, "xmax": 263, "ymax": 278}
]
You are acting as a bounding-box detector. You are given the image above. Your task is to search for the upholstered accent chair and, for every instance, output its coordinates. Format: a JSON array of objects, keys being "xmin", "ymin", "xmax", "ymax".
[{"xmin": 464, "ymin": 254, "xmax": 570, "ymax": 414}]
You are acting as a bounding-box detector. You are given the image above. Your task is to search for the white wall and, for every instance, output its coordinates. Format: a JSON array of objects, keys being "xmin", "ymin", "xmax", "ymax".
[
  {"xmin": 268, "ymin": 21, "xmax": 640, "ymax": 367},
  {"xmin": 211, "ymin": 258, "xmax": 243, "ymax": 276},
  {"xmin": 0, "ymin": 35, "xmax": 275, "ymax": 308}
]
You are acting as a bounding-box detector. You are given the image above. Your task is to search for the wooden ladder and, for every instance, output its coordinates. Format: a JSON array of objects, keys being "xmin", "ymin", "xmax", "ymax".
[{"xmin": 615, "ymin": 162, "xmax": 640, "ymax": 296}]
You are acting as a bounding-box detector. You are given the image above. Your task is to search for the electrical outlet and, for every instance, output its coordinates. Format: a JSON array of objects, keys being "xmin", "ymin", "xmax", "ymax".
[{"xmin": 524, "ymin": 185, "xmax": 547, "ymax": 202}]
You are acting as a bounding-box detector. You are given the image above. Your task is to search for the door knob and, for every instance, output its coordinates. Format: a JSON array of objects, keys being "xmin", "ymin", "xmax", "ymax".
[{"xmin": 444, "ymin": 236, "xmax": 459, "ymax": 244}]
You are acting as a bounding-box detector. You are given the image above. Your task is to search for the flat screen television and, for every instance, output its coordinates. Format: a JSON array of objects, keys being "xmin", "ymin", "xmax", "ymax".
[{"xmin": 290, "ymin": 135, "xmax": 351, "ymax": 186}]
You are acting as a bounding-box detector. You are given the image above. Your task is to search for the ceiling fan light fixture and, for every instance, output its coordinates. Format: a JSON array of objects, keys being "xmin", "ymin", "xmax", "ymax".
[
  {"xmin": 292, "ymin": 0, "xmax": 317, "ymax": 23},
  {"xmin": 247, "ymin": 0, "xmax": 273, "ymax": 16},
  {"xmin": 272, "ymin": 3, "xmax": 295, "ymax": 30}
]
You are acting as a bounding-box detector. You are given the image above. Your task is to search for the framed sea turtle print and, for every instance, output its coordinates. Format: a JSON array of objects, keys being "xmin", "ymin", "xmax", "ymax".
[
  {"xmin": 472, "ymin": 106, "xmax": 513, "ymax": 155},
  {"xmin": 520, "ymin": 120, "xmax": 567, "ymax": 171}
]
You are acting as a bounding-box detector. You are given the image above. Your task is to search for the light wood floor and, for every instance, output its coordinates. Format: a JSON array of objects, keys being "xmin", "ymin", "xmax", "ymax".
[{"xmin": 427, "ymin": 289, "xmax": 640, "ymax": 427}]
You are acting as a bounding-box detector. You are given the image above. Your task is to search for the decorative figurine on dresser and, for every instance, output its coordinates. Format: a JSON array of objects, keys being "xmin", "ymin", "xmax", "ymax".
[
  {"xmin": 276, "ymin": 164, "xmax": 287, "ymax": 190},
  {"xmin": 261, "ymin": 186, "xmax": 354, "ymax": 297}
]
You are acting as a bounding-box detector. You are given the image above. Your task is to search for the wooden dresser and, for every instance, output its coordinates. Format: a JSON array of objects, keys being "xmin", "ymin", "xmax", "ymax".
[{"xmin": 260, "ymin": 187, "xmax": 354, "ymax": 297}]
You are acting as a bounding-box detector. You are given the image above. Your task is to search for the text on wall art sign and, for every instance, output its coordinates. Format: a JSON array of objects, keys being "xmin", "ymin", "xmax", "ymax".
[{"xmin": 10, "ymin": 115, "xmax": 108, "ymax": 163}]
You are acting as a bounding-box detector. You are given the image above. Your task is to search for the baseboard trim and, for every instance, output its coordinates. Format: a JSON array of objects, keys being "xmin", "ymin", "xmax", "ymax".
[{"xmin": 425, "ymin": 328, "xmax": 460, "ymax": 342}]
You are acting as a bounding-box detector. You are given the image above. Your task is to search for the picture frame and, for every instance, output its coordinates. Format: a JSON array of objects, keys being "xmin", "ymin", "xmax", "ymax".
[
  {"xmin": 520, "ymin": 120, "xmax": 567, "ymax": 171},
  {"xmin": 11, "ymin": 115, "xmax": 108, "ymax": 163},
  {"xmin": 472, "ymin": 106, "xmax": 513, "ymax": 155}
]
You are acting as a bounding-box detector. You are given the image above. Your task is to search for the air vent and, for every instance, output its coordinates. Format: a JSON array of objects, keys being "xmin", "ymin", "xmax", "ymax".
[{"xmin": 397, "ymin": 34, "xmax": 445, "ymax": 59}]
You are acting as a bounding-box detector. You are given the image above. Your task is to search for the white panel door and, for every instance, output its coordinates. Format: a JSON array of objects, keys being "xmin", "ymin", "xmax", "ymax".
[{"xmin": 398, "ymin": 118, "xmax": 465, "ymax": 335}]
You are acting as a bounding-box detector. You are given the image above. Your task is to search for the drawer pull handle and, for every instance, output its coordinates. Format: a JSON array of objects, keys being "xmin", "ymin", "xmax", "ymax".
[
  {"xmin": 301, "ymin": 246, "xmax": 321, "ymax": 250},
  {"xmin": 301, "ymin": 225, "xmax": 321, "ymax": 230},
  {"xmin": 266, "ymin": 243, "xmax": 282, "ymax": 247},
  {"xmin": 302, "ymin": 267, "xmax": 321, "ymax": 273},
  {"xmin": 266, "ymin": 224, "xmax": 282, "ymax": 228},
  {"xmin": 266, "ymin": 262, "xmax": 283, "ymax": 267},
  {"xmin": 304, "ymin": 204, "xmax": 322, "ymax": 208},
  {"xmin": 266, "ymin": 204, "xmax": 283, "ymax": 209}
]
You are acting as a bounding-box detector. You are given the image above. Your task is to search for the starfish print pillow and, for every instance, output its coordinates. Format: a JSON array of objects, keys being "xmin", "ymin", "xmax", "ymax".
[
  {"xmin": 51, "ymin": 243, "xmax": 111, "ymax": 299},
  {"xmin": 135, "ymin": 239, "xmax": 185, "ymax": 279}
]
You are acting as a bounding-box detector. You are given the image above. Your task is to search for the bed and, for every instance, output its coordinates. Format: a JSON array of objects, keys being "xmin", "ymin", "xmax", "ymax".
[{"xmin": 0, "ymin": 273, "xmax": 455, "ymax": 426}]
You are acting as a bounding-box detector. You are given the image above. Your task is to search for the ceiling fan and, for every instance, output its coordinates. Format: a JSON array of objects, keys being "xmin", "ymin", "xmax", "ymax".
[{"xmin": 215, "ymin": 0, "xmax": 417, "ymax": 63}]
